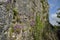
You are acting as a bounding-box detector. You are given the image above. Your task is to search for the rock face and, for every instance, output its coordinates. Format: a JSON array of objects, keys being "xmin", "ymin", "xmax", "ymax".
[
  {"xmin": 0, "ymin": 0, "xmax": 58, "ymax": 40},
  {"xmin": 0, "ymin": 0, "xmax": 14, "ymax": 40}
]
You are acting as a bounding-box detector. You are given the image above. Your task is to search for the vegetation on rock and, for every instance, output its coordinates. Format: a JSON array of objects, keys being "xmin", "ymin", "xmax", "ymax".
[{"xmin": 0, "ymin": 0, "xmax": 59, "ymax": 40}]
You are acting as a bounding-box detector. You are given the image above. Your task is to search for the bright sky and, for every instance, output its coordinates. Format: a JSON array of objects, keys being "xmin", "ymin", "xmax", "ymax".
[{"xmin": 48, "ymin": 0, "xmax": 60, "ymax": 26}]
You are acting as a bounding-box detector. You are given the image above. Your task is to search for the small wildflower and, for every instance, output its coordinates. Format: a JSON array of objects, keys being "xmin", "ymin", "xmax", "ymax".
[
  {"xmin": 14, "ymin": 24, "xmax": 23, "ymax": 33},
  {"xmin": 30, "ymin": 20, "xmax": 35, "ymax": 27},
  {"xmin": 14, "ymin": 24, "xmax": 22, "ymax": 29}
]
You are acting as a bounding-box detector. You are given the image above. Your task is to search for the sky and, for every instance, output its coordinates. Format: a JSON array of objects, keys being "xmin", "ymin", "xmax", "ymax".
[{"xmin": 48, "ymin": 0, "xmax": 60, "ymax": 26}]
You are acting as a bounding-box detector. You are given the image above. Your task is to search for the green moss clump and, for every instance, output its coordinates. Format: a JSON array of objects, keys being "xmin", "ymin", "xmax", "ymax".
[{"xmin": 13, "ymin": 8, "xmax": 18, "ymax": 16}]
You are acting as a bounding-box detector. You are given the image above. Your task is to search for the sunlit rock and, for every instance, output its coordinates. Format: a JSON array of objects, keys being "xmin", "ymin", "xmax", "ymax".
[{"xmin": 0, "ymin": 0, "xmax": 8, "ymax": 2}]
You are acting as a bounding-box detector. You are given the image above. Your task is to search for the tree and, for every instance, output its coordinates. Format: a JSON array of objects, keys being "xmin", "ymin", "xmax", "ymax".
[{"xmin": 57, "ymin": 9, "xmax": 60, "ymax": 24}]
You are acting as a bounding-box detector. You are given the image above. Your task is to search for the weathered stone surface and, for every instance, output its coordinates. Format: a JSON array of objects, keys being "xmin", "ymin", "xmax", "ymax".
[
  {"xmin": 0, "ymin": 0, "xmax": 14, "ymax": 40},
  {"xmin": 0, "ymin": 0, "xmax": 58, "ymax": 40}
]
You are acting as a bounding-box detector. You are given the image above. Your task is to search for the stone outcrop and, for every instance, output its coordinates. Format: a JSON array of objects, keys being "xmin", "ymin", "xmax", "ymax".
[{"xmin": 0, "ymin": 0, "xmax": 58, "ymax": 40}]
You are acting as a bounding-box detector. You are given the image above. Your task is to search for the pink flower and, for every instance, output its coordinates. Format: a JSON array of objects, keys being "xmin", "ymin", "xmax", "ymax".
[
  {"xmin": 14, "ymin": 24, "xmax": 22, "ymax": 30},
  {"xmin": 30, "ymin": 20, "xmax": 35, "ymax": 27}
]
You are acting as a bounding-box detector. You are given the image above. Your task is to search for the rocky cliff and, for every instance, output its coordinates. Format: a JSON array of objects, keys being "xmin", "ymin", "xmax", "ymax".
[{"xmin": 0, "ymin": 0, "xmax": 58, "ymax": 40}]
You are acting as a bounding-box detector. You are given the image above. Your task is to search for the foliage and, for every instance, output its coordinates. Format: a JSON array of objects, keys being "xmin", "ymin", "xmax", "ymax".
[
  {"xmin": 13, "ymin": 8, "xmax": 18, "ymax": 16},
  {"xmin": 57, "ymin": 9, "xmax": 60, "ymax": 24},
  {"xmin": 33, "ymin": 12, "xmax": 43, "ymax": 40}
]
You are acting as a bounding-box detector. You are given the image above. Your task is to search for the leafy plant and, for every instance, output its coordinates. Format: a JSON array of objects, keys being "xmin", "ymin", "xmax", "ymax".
[
  {"xmin": 13, "ymin": 8, "xmax": 18, "ymax": 16},
  {"xmin": 33, "ymin": 12, "xmax": 43, "ymax": 40}
]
